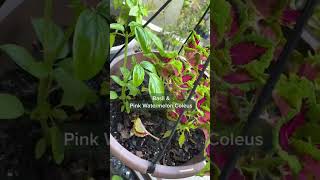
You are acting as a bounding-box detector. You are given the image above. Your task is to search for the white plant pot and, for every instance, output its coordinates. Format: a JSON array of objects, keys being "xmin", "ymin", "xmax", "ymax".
[
  {"xmin": 143, "ymin": 0, "xmax": 184, "ymax": 28},
  {"xmin": 110, "ymin": 39, "xmax": 138, "ymax": 60},
  {"xmin": 302, "ymin": 28, "xmax": 320, "ymax": 50}
]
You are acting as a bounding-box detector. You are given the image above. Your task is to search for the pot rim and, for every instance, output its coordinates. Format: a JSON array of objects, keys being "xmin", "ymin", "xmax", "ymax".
[
  {"xmin": 302, "ymin": 28, "xmax": 320, "ymax": 50},
  {"xmin": 110, "ymin": 51, "xmax": 207, "ymax": 179},
  {"xmin": 0, "ymin": 0, "xmax": 24, "ymax": 23}
]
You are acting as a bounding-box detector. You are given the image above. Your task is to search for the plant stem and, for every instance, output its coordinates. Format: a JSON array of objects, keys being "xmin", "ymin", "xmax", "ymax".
[
  {"xmin": 120, "ymin": 32, "xmax": 129, "ymax": 102},
  {"xmin": 124, "ymin": 32, "xmax": 129, "ymax": 68},
  {"xmin": 147, "ymin": 131, "xmax": 160, "ymax": 141}
]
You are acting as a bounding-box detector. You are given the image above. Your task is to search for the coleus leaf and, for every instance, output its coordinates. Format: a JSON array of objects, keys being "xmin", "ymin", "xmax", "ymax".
[
  {"xmin": 293, "ymin": 123, "xmax": 320, "ymax": 144},
  {"xmin": 291, "ymin": 139, "xmax": 320, "ymax": 161},
  {"xmin": 212, "ymin": 0, "xmax": 232, "ymax": 42},
  {"xmin": 278, "ymin": 150, "xmax": 302, "ymax": 175},
  {"xmin": 275, "ymin": 74, "xmax": 315, "ymax": 110},
  {"xmin": 230, "ymin": 42, "xmax": 267, "ymax": 65},
  {"xmin": 131, "ymin": 117, "xmax": 159, "ymax": 140},
  {"xmin": 306, "ymin": 104, "xmax": 320, "ymax": 123}
]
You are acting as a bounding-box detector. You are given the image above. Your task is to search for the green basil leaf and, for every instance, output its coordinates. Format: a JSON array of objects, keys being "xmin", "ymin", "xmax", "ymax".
[
  {"xmin": 120, "ymin": 67, "xmax": 131, "ymax": 80},
  {"xmin": 110, "ymin": 33, "xmax": 116, "ymax": 48},
  {"xmin": 129, "ymin": 6, "xmax": 139, "ymax": 16},
  {"xmin": 112, "ymin": 175, "xmax": 123, "ymax": 180},
  {"xmin": 133, "ymin": 64, "xmax": 145, "ymax": 87},
  {"xmin": 127, "ymin": 81, "xmax": 139, "ymax": 96},
  {"xmin": 35, "ymin": 137, "xmax": 47, "ymax": 159},
  {"xmin": 73, "ymin": 9, "xmax": 108, "ymax": 80},
  {"xmin": 140, "ymin": 61, "xmax": 157, "ymax": 73},
  {"xmin": 50, "ymin": 125, "xmax": 64, "ymax": 164},
  {"xmin": 51, "ymin": 108, "xmax": 68, "ymax": 121},
  {"xmin": 134, "ymin": 26, "xmax": 150, "ymax": 53},
  {"xmin": 145, "ymin": 29, "xmax": 164, "ymax": 52},
  {"xmin": 111, "ymin": 75, "xmax": 126, "ymax": 86},
  {"xmin": 110, "ymin": 23, "xmax": 125, "ymax": 32},
  {"xmin": 126, "ymin": 0, "xmax": 134, "ymax": 8},
  {"xmin": 148, "ymin": 73, "xmax": 164, "ymax": 99},
  {"xmin": 110, "ymin": 91, "xmax": 118, "ymax": 99},
  {"xmin": 32, "ymin": 18, "xmax": 69, "ymax": 59},
  {"xmin": 0, "ymin": 44, "xmax": 48, "ymax": 78},
  {"xmin": 97, "ymin": 0, "xmax": 109, "ymax": 19},
  {"xmin": 0, "ymin": 93, "xmax": 24, "ymax": 119},
  {"xmin": 53, "ymin": 68, "xmax": 97, "ymax": 110},
  {"xmin": 113, "ymin": 0, "xmax": 122, "ymax": 9}
]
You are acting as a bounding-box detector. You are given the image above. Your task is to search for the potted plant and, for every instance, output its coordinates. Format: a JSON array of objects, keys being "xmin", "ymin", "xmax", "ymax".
[
  {"xmin": 109, "ymin": 9, "xmax": 211, "ymax": 178},
  {"xmin": 213, "ymin": 0, "xmax": 320, "ymax": 179},
  {"xmin": 0, "ymin": 0, "xmax": 108, "ymax": 179}
]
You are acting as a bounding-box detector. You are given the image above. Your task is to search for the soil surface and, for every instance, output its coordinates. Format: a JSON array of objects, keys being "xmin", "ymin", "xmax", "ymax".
[{"xmin": 110, "ymin": 83, "xmax": 205, "ymax": 166}]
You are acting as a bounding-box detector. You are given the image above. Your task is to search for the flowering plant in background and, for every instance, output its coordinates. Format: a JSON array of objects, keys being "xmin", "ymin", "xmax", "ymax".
[{"xmin": 213, "ymin": 0, "xmax": 320, "ymax": 179}]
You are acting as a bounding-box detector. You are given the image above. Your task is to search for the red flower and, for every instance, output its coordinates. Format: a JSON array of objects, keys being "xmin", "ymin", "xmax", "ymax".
[{"xmin": 230, "ymin": 42, "xmax": 267, "ymax": 65}]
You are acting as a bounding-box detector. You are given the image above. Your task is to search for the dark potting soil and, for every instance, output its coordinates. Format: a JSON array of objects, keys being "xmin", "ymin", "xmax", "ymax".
[
  {"xmin": 110, "ymin": 83, "xmax": 206, "ymax": 166},
  {"xmin": 0, "ymin": 68, "xmax": 108, "ymax": 179}
]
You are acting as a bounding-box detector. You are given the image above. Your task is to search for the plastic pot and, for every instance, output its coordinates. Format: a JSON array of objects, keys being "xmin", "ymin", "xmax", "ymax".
[
  {"xmin": 110, "ymin": 52, "xmax": 207, "ymax": 179},
  {"xmin": 302, "ymin": 28, "xmax": 320, "ymax": 50},
  {"xmin": 110, "ymin": 39, "xmax": 138, "ymax": 60}
]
